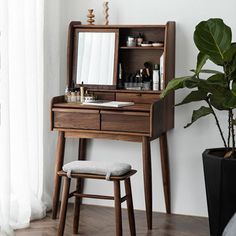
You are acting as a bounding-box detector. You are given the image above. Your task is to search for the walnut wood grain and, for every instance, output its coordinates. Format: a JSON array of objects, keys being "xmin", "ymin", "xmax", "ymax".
[
  {"xmin": 64, "ymin": 130, "xmax": 144, "ymax": 141},
  {"xmin": 101, "ymin": 111, "xmax": 150, "ymax": 133},
  {"xmin": 116, "ymin": 92, "xmax": 160, "ymax": 104},
  {"xmin": 57, "ymin": 177, "xmax": 71, "ymax": 236},
  {"xmin": 125, "ymin": 178, "xmax": 136, "ymax": 236},
  {"xmin": 163, "ymin": 22, "xmax": 175, "ymax": 131},
  {"xmin": 53, "ymin": 102, "xmax": 152, "ymax": 112},
  {"xmin": 57, "ymin": 169, "xmax": 137, "ymax": 181},
  {"xmin": 54, "ymin": 110, "xmax": 100, "ymax": 130},
  {"xmin": 160, "ymin": 133, "xmax": 171, "ymax": 214},
  {"xmin": 142, "ymin": 137, "xmax": 152, "ymax": 230},
  {"xmin": 114, "ymin": 181, "xmax": 122, "ymax": 236},
  {"xmin": 52, "ymin": 131, "xmax": 66, "ymax": 219},
  {"xmin": 51, "ymin": 22, "xmax": 176, "ymax": 230},
  {"xmin": 92, "ymin": 91, "xmax": 115, "ymax": 100},
  {"xmin": 73, "ymin": 138, "xmax": 87, "ymax": 234}
]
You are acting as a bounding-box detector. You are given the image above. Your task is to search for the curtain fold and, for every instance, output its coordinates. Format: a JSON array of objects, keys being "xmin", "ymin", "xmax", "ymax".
[{"xmin": 0, "ymin": 0, "xmax": 46, "ymax": 235}]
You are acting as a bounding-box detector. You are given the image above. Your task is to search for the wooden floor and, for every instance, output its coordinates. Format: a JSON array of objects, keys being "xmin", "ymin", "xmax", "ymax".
[{"xmin": 15, "ymin": 204, "xmax": 209, "ymax": 236}]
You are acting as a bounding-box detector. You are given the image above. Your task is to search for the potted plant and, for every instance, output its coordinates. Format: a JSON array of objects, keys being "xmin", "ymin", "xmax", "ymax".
[{"xmin": 161, "ymin": 18, "xmax": 236, "ymax": 236}]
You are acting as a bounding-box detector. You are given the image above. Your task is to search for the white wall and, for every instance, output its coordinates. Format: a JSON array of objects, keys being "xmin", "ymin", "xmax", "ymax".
[{"xmin": 51, "ymin": 0, "xmax": 236, "ymax": 217}]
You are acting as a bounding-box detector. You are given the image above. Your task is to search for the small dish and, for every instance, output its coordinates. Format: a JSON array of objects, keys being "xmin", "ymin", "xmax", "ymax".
[
  {"xmin": 152, "ymin": 42, "xmax": 164, "ymax": 47},
  {"xmin": 141, "ymin": 43, "xmax": 153, "ymax": 47}
]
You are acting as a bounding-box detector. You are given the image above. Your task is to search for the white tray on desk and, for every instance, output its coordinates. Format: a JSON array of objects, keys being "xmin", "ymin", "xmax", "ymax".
[{"xmin": 82, "ymin": 100, "xmax": 134, "ymax": 108}]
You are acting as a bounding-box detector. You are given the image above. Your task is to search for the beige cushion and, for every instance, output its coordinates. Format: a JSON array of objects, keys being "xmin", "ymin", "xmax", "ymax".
[{"xmin": 62, "ymin": 161, "xmax": 131, "ymax": 180}]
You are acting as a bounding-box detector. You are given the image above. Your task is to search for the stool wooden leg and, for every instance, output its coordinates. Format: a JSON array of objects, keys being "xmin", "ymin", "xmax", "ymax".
[
  {"xmin": 160, "ymin": 133, "xmax": 171, "ymax": 214},
  {"xmin": 114, "ymin": 180, "xmax": 122, "ymax": 236},
  {"xmin": 142, "ymin": 136, "xmax": 152, "ymax": 230},
  {"xmin": 124, "ymin": 178, "xmax": 136, "ymax": 236},
  {"xmin": 58, "ymin": 177, "xmax": 71, "ymax": 236},
  {"xmin": 73, "ymin": 178, "xmax": 83, "ymax": 234},
  {"xmin": 73, "ymin": 138, "xmax": 87, "ymax": 233},
  {"xmin": 76, "ymin": 138, "xmax": 87, "ymax": 203},
  {"xmin": 52, "ymin": 131, "xmax": 66, "ymax": 219}
]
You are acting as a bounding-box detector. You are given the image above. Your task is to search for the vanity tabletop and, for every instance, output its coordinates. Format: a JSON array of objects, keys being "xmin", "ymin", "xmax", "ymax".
[{"xmin": 53, "ymin": 102, "xmax": 152, "ymax": 112}]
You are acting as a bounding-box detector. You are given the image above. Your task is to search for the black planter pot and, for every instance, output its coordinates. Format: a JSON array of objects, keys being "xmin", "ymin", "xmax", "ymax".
[{"xmin": 203, "ymin": 148, "xmax": 236, "ymax": 236}]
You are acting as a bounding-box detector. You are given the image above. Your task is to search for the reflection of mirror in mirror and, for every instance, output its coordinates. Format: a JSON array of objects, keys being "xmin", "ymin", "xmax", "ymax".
[{"xmin": 76, "ymin": 32, "xmax": 116, "ymax": 85}]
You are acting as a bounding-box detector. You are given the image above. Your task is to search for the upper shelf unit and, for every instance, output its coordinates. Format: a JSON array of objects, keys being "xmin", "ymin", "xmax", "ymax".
[{"xmin": 67, "ymin": 22, "xmax": 175, "ymax": 93}]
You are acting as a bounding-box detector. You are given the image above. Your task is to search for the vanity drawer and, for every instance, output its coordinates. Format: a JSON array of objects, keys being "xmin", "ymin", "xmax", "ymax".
[
  {"xmin": 101, "ymin": 111, "xmax": 150, "ymax": 133},
  {"xmin": 53, "ymin": 109, "xmax": 100, "ymax": 130},
  {"xmin": 92, "ymin": 92, "xmax": 115, "ymax": 101},
  {"xmin": 116, "ymin": 93, "xmax": 160, "ymax": 103}
]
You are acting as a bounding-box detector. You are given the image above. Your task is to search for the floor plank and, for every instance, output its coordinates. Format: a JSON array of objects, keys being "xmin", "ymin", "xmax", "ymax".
[{"xmin": 15, "ymin": 204, "xmax": 209, "ymax": 236}]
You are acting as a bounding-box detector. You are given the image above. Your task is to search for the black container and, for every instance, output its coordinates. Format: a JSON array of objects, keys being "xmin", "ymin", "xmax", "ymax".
[{"xmin": 203, "ymin": 148, "xmax": 236, "ymax": 236}]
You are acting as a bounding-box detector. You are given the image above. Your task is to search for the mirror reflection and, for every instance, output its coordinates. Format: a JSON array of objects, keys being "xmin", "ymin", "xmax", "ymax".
[{"xmin": 76, "ymin": 32, "xmax": 116, "ymax": 85}]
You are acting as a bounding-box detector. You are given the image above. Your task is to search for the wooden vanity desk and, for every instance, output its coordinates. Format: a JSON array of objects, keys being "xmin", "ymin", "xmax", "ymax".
[{"xmin": 51, "ymin": 22, "xmax": 175, "ymax": 230}]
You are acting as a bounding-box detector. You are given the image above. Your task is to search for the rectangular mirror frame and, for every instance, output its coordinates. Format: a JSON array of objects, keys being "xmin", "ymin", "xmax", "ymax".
[{"xmin": 67, "ymin": 23, "xmax": 119, "ymax": 89}]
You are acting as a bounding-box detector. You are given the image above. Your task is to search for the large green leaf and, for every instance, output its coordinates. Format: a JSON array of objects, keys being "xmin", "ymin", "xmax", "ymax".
[
  {"xmin": 161, "ymin": 76, "xmax": 193, "ymax": 98},
  {"xmin": 223, "ymin": 92, "xmax": 236, "ymax": 108},
  {"xmin": 195, "ymin": 52, "xmax": 209, "ymax": 75},
  {"xmin": 209, "ymin": 94, "xmax": 229, "ymax": 110},
  {"xmin": 198, "ymin": 77, "xmax": 229, "ymax": 110},
  {"xmin": 198, "ymin": 78, "xmax": 228, "ymax": 95},
  {"xmin": 224, "ymin": 43, "xmax": 236, "ymax": 63},
  {"xmin": 232, "ymin": 81, "xmax": 236, "ymax": 96},
  {"xmin": 197, "ymin": 69, "xmax": 223, "ymax": 74},
  {"xmin": 207, "ymin": 73, "xmax": 227, "ymax": 87},
  {"xmin": 183, "ymin": 77, "xmax": 200, "ymax": 88},
  {"xmin": 176, "ymin": 90, "xmax": 207, "ymax": 106},
  {"xmin": 185, "ymin": 106, "xmax": 213, "ymax": 128},
  {"xmin": 194, "ymin": 18, "xmax": 232, "ymax": 65}
]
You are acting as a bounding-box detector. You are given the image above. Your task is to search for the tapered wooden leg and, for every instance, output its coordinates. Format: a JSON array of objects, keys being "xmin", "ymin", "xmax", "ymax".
[
  {"xmin": 73, "ymin": 182, "xmax": 82, "ymax": 234},
  {"xmin": 73, "ymin": 139, "xmax": 87, "ymax": 233},
  {"xmin": 124, "ymin": 178, "xmax": 136, "ymax": 236},
  {"xmin": 142, "ymin": 136, "xmax": 152, "ymax": 230},
  {"xmin": 160, "ymin": 132, "xmax": 171, "ymax": 214},
  {"xmin": 114, "ymin": 181, "xmax": 122, "ymax": 236},
  {"xmin": 52, "ymin": 131, "xmax": 66, "ymax": 219},
  {"xmin": 57, "ymin": 177, "xmax": 71, "ymax": 236}
]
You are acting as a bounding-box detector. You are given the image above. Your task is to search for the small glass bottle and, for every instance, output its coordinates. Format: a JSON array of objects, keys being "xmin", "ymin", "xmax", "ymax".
[
  {"xmin": 117, "ymin": 63, "xmax": 123, "ymax": 89},
  {"xmin": 80, "ymin": 81, "xmax": 84, "ymax": 103},
  {"xmin": 153, "ymin": 64, "xmax": 160, "ymax": 91},
  {"xmin": 71, "ymin": 91, "xmax": 77, "ymax": 102},
  {"xmin": 76, "ymin": 91, "xmax": 80, "ymax": 102},
  {"xmin": 64, "ymin": 86, "xmax": 70, "ymax": 102}
]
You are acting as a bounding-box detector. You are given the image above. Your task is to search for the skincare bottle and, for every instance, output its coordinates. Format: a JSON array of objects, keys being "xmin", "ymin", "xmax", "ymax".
[
  {"xmin": 152, "ymin": 64, "xmax": 160, "ymax": 91},
  {"xmin": 117, "ymin": 63, "xmax": 123, "ymax": 89},
  {"xmin": 76, "ymin": 90, "xmax": 80, "ymax": 102},
  {"xmin": 137, "ymin": 33, "xmax": 144, "ymax": 46},
  {"xmin": 160, "ymin": 54, "xmax": 164, "ymax": 90},
  {"xmin": 71, "ymin": 91, "xmax": 77, "ymax": 102},
  {"xmin": 64, "ymin": 86, "xmax": 70, "ymax": 102},
  {"xmin": 80, "ymin": 81, "xmax": 84, "ymax": 102}
]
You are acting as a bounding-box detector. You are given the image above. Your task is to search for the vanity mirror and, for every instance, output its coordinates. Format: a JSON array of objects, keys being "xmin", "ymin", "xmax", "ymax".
[{"xmin": 73, "ymin": 29, "xmax": 118, "ymax": 87}]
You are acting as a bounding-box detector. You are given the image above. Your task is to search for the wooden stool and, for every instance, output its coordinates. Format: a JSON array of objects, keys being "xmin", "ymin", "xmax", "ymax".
[{"xmin": 57, "ymin": 169, "xmax": 137, "ymax": 236}]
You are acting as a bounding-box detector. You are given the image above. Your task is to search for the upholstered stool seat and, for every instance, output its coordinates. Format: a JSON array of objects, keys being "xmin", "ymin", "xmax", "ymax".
[{"xmin": 57, "ymin": 161, "xmax": 137, "ymax": 236}]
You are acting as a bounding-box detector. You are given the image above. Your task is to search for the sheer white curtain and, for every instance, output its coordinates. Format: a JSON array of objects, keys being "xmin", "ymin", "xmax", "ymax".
[{"xmin": 0, "ymin": 0, "xmax": 46, "ymax": 235}]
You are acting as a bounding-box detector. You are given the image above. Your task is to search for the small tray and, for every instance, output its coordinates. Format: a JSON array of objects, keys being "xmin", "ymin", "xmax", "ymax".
[
  {"xmin": 141, "ymin": 43, "xmax": 153, "ymax": 47},
  {"xmin": 152, "ymin": 42, "xmax": 164, "ymax": 47}
]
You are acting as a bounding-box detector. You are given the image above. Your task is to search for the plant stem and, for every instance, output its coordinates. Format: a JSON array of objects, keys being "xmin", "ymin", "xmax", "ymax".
[
  {"xmin": 206, "ymin": 99, "xmax": 227, "ymax": 148},
  {"xmin": 230, "ymin": 109, "xmax": 235, "ymax": 155},
  {"xmin": 228, "ymin": 110, "xmax": 231, "ymax": 148}
]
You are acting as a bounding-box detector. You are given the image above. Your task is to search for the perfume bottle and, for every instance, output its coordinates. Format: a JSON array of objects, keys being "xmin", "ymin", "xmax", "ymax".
[
  {"xmin": 117, "ymin": 63, "xmax": 123, "ymax": 89},
  {"xmin": 80, "ymin": 81, "xmax": 84, "ymax": 103},
  {"xmin": 153, "ymin": 64, "xmax": 160, "ymax": 91}
]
